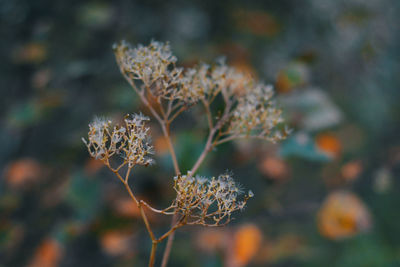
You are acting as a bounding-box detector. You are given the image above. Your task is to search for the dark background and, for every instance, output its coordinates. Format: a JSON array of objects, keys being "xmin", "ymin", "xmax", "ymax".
[{"xmin": 1, "ymin": 0, "xmax": 400, "ymax": 266}]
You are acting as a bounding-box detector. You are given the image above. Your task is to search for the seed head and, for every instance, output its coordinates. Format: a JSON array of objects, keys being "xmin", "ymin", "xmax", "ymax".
[
  {"xmin": 173, "ymin": 172, "xmax": 253, "ymax": 226},
  {"xmin": 83, "ymin": 113, "xmax": 154, "ymax": 167}
]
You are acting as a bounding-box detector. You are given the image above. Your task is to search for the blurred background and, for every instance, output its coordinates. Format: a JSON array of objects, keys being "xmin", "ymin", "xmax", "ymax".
[{"xmin": 1, "ymin": 0, "xmax": 400, "ymax": 266}]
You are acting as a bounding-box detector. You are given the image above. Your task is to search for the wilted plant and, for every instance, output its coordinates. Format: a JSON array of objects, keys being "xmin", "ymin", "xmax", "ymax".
[{"xmin": 83, "ymin": 40, "xmax": 289, "ymax": 266}]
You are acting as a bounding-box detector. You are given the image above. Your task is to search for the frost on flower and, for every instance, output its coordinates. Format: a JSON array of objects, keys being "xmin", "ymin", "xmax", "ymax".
[
  {"xmin": 114, "ymin": 40, "xmax": 182, "ymax": 99},
  {"xmin": 211, "ymin": 60, "xmax": 290, "ymax": 143},
  {"xmin": 82, "ymin": 113, "xmax": 154, "ymax": 167},
  {"xmin": 227, "ymin": 83, "xmax": 288, "ymax": 142},
  {"xmin": 114, "ymin": 40, "xmax": 289, "ymax": 143},
  {"xmin": 172, "ymin": 172, "xmax": 253, "ymax": 226}
]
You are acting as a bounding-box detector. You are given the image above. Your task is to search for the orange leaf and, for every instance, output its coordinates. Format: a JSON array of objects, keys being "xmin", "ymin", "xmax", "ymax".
[
  {"xmin": 315, "ymin": 133, "xmax": 342, "ymax": 158},
  {"xmin": 4, "ymin": 158, "xmax": 42, "ymax": 188},
  {"xmin": 195, "ymin": 229, "xmax": 226, "ymax": 253},
  {"xmin": 341, "ymin": 160, "xmax": 363, "ymax": 182},
  {"xmin": 100, "ymin": 230, "xmax": 132, "ymax": 256},
  {"xmin": 114, "ymin": 198, "xmax": 141, "ymax": 218},
  {"xmin": 259, "ymin": 156, "xmax": 289, "ymax": 181},
  {"xmin": 317, "ymin": 191, "xmax": 371, "ymax": 240},
  {"xmin": 233, "ymin": 224, "xmax": 263, "ymax": 266},
  {"xmin": 84, "ymin": 158, "xmax": 104, "ymax": 176},
  {"xmin": 28, "ymin": 238, "xmax": 62, "ymax": 267}
]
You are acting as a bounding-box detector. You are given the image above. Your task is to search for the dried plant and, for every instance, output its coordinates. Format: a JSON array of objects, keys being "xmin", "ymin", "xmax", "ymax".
[{"xmin": 83, "ymin": 40, "xmax": 289, "ymax": 266}]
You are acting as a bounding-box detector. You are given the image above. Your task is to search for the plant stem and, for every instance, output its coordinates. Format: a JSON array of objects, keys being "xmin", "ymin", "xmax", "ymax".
[
  {"xmin": 149, "ymin": 241, "xmax": 158, "ymax": 267},
  {"xmin": 119, "ymin": 68, "xmax": 184, "ymax": 267},
  {"xmin": 191, "ymin": 128, "xmax": 216, "ymax": 174},
  {"xmin": 157, "ymin": 218, "xmax": 183, "ymax": 242},
  {"xmin": 160, "ymin": 123, "xmax": 180, "ymax": 175},
  {"xmin": 160, "ymin": 213, "xmax": 178, "ymax": 267},
  {"xmin": 139, "ymin": 201, "xmax": 156, "ymax": 241}
]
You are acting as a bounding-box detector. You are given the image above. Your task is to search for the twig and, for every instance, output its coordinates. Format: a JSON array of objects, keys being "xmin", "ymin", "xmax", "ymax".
[{"xmin": 149, "ymin": 241, "xmax": 158, "ymax": 267}]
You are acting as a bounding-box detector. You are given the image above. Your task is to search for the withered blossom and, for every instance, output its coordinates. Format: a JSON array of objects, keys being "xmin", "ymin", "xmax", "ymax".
[
  {"xmin": 82, "ymin": 113, "xmax": 154, "ymax": 167},
  {"xmin": 114, "ymin": 41, "xmax": 289, "ymax": 146},
  {"xmin": 82, "ymin": 40, "xmax": 289, "ymax": 267},
  {"xmin": 114, "ymin": 40, "xmax": 182, "ymax": 99},
  {"xmin": 173, "ymin": 172, "xmax": 253, "ymax": 226}
]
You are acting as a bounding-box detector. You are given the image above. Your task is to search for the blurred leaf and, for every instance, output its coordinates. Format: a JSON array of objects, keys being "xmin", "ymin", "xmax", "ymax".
[
  {"xmin": 65, "ymin": 171, "xmax": 101, "ymax": 223},
  {"xmin": 28, "ymin": 238, "xmax": 62, "ymax": 267},
  {"xmin": 84, "ymin": 158, "xmax": 104, "ymax": 176},
  {"xmin": 78, "ymin": 3, "xmax": 113, "ymax": 28},
  {"xmin": 341, "ymin": 160, "xmax": 363, "ymax": 182},
  {"xmin": 317, "ymin": 191, "xmax": 372, "ymax": 240},
  {"xmin": 12, "ymin": 43, "xmax": 47, "ymax": 64},
  {"xmin": 255, "ymin": 234, "xmax": 306, "ymax": 264},
  {"xmin": 7, "ymin": 101, "xmax": 41, "ymax": 128},
  {"xmin": 112, "ymin": 198, "xmax": 142, "ymax": 219},
  {"xmin": 279, "ymin": 132, "xmax": 331, "ymax": 162},
  {"xmin": 258, "ymin": 156, "xmax": 290, "ymax": 181},
  {"xmin": 276, "ymin": 62, "xmax": 310, "ymax": 93},
  {"xmin": 315, "ymin": 132, "xmax": 342, "ymax": 159},
  {"xmin": 4, "ymin": 158, "xmax": 43, "ymax": 189},
  {"xmin": 281, "ymin": 88, "xmax": 343, "ymax": 131},
  {"xmin": 373, "ymin": 167, "xmax": 393, "ymax": 194},
  {"xmin": 231, "ymin": 224, "xmax": 263, "ymax": 267},
  {"xmin": 100, "ymin": 230, "xmax": 132, "ymax": 256},
  {"xmin": 234, "ymin": 10, "xmax": 281, "ymax": 37},
  {"xmin": 195, "ymin": 229, "xmax": 226, "ymax": 254}
]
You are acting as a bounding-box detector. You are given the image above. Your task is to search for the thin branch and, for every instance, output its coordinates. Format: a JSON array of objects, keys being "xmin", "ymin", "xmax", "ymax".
[
  {"xmin": 168, "ymin": 105, "xmax": 187, "ymax": 123},
  {"xmin": 161, "ymin": 213, "xmax": 178, "ymax": 267},
  {"xmin": 166, "ymin": 98, "xmax": 174, "ymax": 117},
  {"xmin": 157, "ymin": 217, "xmax": 185, "ymax": 242},
  {"xmin": 120, "ymin": 70, "xmax": 164, "ymax": 124},
  {"xmin": 139, "ymin": 201, "xmax": 156, "ymax": 241},
  {"xmin": 214, "ymin": 134, "xmax": 275, "ymax": 146},
  {"xmin": 202, "ymin": 99, "xmax": 213, "ymax": 129},
  {"xmin": 120, "ymin": 68, "xmax": 181, "ymax": 175},
  {"xmin": 160, "ymin": 123, "xmax": 180, "ymax": 175},
  {"xmin": 149, "ymin": 241, "xmax": 158, "ymax": 267},
  {"xmin": 141, "ymin": 201, "xmax": 176, "ymax": 215},
  {"xmin": 190, "ymin": 127, "xmax": 216, "ymax": 175},
  {"xmin": 213, "ymin": 135, "xmax": 238, "ymax": 146}
]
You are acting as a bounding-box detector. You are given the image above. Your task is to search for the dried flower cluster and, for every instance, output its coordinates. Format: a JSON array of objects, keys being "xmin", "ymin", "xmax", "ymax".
[
  {"xmin": 114, "ymin": 40, "xmax": 182, "ymax": 100},
  {"xmin": 173, "ymin": 172, "xmax": 253, "ymax": 226},
  {"xmin": 83, "ymin": 40, "xmax": 289, "ymax": 267},
  {"xmin": 114, "ymin": 40, "xmax": 289, "ymax": 144},
  {"xmin": 82, "ymin": 114, "xmax": 154, "ymax": 167},
  {"xmin": 225, "ymin": 83, "xmax": 286, "ymax": 142}
]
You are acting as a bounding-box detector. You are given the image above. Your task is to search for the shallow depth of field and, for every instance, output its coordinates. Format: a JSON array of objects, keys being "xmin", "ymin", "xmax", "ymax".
[{"xmin": 1, "ymin": 0, "xmax": 400, "ymax": 266}]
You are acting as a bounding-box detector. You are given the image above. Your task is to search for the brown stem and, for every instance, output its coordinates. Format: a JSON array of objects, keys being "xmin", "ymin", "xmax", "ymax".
[
  {"xmin": 202, "ymin": 99, "xmax": 213, "ymax": 129},
  {"xmin": 160, "ymin": 123, "xmax": 180, "ymax": 175},
  {"xmin": 160, "ymin": 213, "xmax": 178, "ymax": 267},
  {"xmin": 141, "ymin": 201, "xmax": 176, "ymax": 215},
  {"xmin": 191, "ymin": 128, "xmax": 216, "ymax": 174},
  {"xmin": 149, "ymin": 241, "xmax": 158, "ymax": 267},
  {"xmin": 191, "ymin": 101, "xmax": 233, "ymax": 174},
  {"xmin": 157, "ymin": 219, "xmax": 184, "ymax": 242},
  {"xmin": 139, "ymin": 201, "xmax": 156, "ymax": 241},
  {"xmin": 168, "ymin": 105, "xmax": 187, "ymax": 123},
  {"xmin": 119, "ymin": 67, "xmax": 182, "ymax": 267}
]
